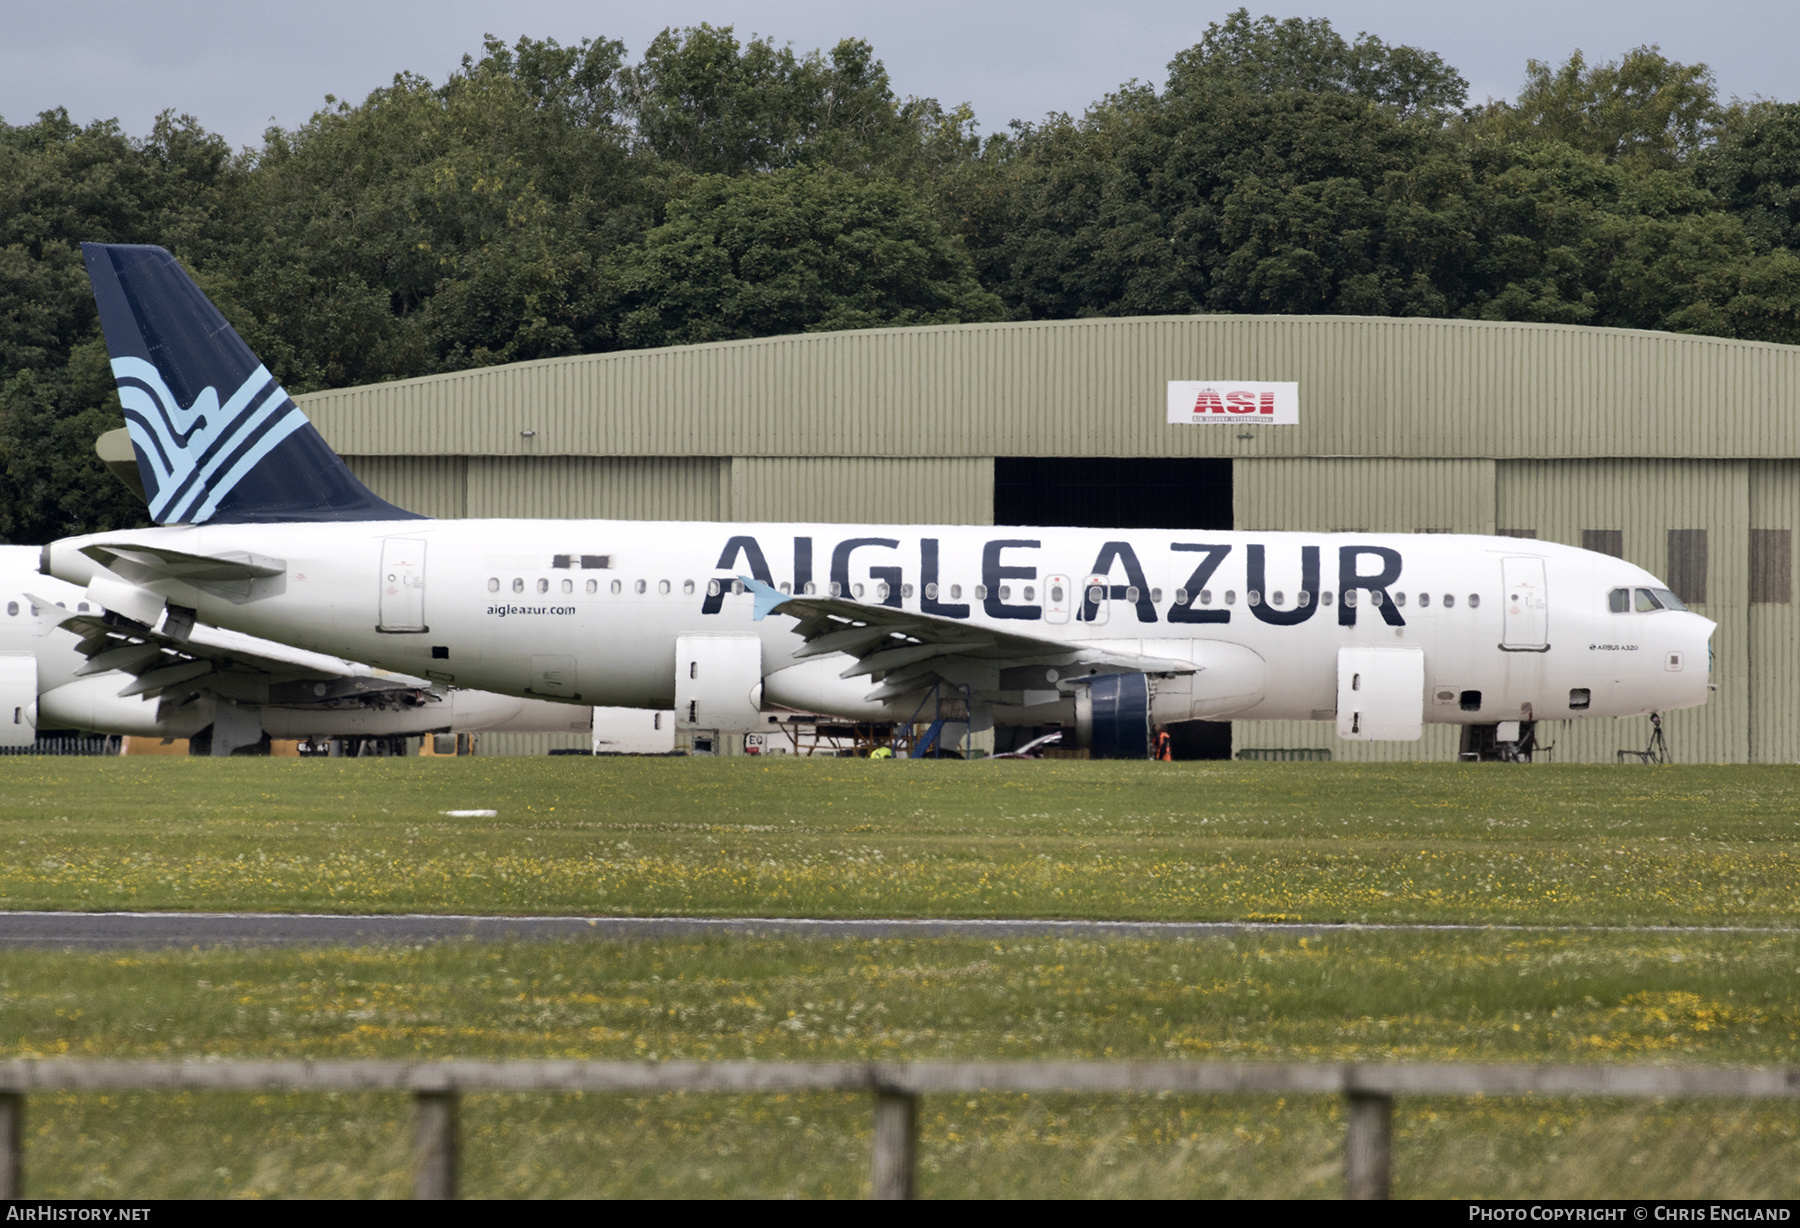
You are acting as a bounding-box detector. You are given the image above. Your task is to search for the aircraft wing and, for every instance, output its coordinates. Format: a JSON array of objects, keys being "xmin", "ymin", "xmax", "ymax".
[
  {"xmin": 29, "ymin": 595, "xmax": 429, "ymax": 705},
  {"xmin": 741, "ymin": 577, "xmax": 1194, "ymax": 703}
]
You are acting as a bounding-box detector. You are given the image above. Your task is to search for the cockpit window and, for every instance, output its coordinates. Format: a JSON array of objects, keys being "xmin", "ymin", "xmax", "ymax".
[
  {"xmin": 1634, "ymin": 588, "xmax": 1662, "ymax": 612},
  {"xmin": 1650, "ymin": 587, "xmax": 1687, "ymax": 611},
  {"xmin": 1633, "ymin": 587, "xmax": 1688, "ymax": 612},
  {"xmin": 1608, "ymin": 588, "xmax": 1629, "ymax": 613}
]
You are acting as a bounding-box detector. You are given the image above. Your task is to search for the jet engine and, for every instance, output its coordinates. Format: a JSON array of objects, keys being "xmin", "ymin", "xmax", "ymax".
[{"xmin": 1072, "ymin": 641, "xmax": 1266, "ymax": 759}]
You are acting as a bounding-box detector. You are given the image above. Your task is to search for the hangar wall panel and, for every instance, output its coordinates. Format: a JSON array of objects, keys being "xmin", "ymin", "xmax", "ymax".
[
  {"xmin": 1494, "ymin": 460, "xmax": 1750, "ymax": 765},
  {"xmin": 466, "ymin": 457, "xmax": 725, "ymax": 520},
  {"xmin": 1749, "ymin": 461, "xmax": 1800, "ymax": 764},
  {"xmin": 1234, "ymin": 458, "xmax": 1496, "ymax": 533},
  {"xmin": 344, "ymin": 457, "xmax": 468, "ymax": 519},
  {"xmin": 1233, "ymin": 720, "xmax": 1462, "ymax": 763},
  {"xmin": 300, "ymin": 316, "xmax": 1800, "ymax": 463},
  {"xmin": 727, "ymin": 458, "xmax": 994, "ymax": 524},
  {"xmin": 478, "ymin": 732, "xmax": 592, "ymax": 757}
]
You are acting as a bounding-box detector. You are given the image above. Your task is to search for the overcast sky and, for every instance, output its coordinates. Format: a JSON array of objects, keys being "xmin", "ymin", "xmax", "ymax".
[{"xmin": 5, "ymin": 0, "xmax": 1798, "ymax": 149}]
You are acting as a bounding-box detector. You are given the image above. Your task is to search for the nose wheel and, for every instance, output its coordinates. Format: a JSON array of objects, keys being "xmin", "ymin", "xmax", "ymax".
[{"xmin": 1617, "ymin": 711, "xmax": 1669, "ymax": 764}]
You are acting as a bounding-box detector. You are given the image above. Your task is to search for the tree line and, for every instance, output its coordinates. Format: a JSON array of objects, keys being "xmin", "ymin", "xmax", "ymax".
[{"xmin": 5, "ymin": 9, "xmax": 1800, "ymax": 541}]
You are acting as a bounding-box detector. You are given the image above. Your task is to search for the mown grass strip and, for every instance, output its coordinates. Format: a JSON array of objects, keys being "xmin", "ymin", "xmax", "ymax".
[{"xmin": 0, "ymin": 759, "xmax": 1795, "ymax": 924}]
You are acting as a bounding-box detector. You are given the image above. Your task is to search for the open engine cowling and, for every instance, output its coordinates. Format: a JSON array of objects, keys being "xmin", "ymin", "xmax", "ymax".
[
  {"xmin": 1072, "ymin": 641, "xmax": 1267, "ymax": 759},
  {"xmin": 1074, "ymin": 673, "xmax": 1151, "ymax": 759}
]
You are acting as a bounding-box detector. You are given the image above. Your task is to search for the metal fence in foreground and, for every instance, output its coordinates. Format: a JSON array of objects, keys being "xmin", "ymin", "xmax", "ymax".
[{"xmin": 0, "ymin": 1060, "xmax": 1794, "ymax": 1200}]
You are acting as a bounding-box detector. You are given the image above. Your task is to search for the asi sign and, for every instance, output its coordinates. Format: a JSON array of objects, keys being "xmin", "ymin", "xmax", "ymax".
[{"xmin": 1167, "ymin": 381, "xmax": 1299, "ymax": 425}]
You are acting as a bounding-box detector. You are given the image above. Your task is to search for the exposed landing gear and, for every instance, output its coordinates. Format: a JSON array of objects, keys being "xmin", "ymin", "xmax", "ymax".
[
  {"xmin": 1617, "ymin": 711, "xmax": 1670, "ymax": 764},
  {"xmin": 1459, "ymin": 721, "xmax": 1544, "ymax": 763}
]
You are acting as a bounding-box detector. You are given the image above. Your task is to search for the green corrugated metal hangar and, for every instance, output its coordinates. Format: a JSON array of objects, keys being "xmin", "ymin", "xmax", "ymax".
[{"xmin": 295, "ymin": 314, "xmax": 1800, "ymax": 764}]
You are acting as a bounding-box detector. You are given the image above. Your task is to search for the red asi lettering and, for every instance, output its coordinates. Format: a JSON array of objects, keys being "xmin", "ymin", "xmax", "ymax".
[
  {"xmin": 1225, "ymin": 391, "xmax": 1258, "ymax": 414},
  {"xmin": 1193, "ymin": 391, "xmax": 1225, "ymax": 414},
  {"xmin": 1260, "ymin": 392, "xmax": 1275, "ymax": 414}
]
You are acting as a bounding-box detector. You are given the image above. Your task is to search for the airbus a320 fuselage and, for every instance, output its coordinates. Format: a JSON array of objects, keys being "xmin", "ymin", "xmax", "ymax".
[{"xmin": 41, "ymin": 243, "xmax": 1717, "ymax": 756}]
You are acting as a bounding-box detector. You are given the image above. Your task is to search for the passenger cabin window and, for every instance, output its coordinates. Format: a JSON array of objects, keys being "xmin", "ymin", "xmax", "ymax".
[
  {"xmin": 587, "ymin": 579, "xmax": 598, "ymax": 594},
  {"xmin": 1467, "ymin": 594, "xmax": 1480, "ymax": 608},
  {"xmin": 4, "ymin": 602, "xmax": 14, "ymax": 616},
  {"xmin": 1442, "ymin": 594, "xmax": 1455, "ymax": 608},
  {"xmin": 561, "ymin": 579, "xmax": 573, "ymax": 594},
  {"xmin": 1609, "ymin": 588, "xmax": 1630, "ymax": 613},
  {"xmin": 949, "ymin": 585, "xmax": 962, "ymax": 599},
  {"xmin": 512, "ymin": 578, "xmax": 524, "ymax": 593},
  {"xmin": 1418, "ymin": 592, "xmax": 1430, "ymax": 608},
  {"xmin": 661, "ymin": 580, "xmax": 672, "ymax": 595},
  {"xmin": 684, "ymin": 580, "xmax": 695, "ymax": 595},
  {"xmin": 536, "ymin": 578, "xmax": 549, "ymax": 594},
  {"xmin": 635, "ymin": 580, "xmax": 647, "ymax": 594},
  {"xmin": 488, "ymin": 578, "xmax": 499, "ymax": 592},
  {"xmin": 612, "ymin": 579, "xmax": 624, "ymax": 595}
]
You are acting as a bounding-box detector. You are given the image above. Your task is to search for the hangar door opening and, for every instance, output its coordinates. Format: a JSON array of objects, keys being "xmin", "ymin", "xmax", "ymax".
[
  {"xmin": 994, "ymin": 458, "xmax": 1232, "ymax": 532},
  {"xmin": 994, "ymin": 458, "xmax": 1234, "ymax": 760}
]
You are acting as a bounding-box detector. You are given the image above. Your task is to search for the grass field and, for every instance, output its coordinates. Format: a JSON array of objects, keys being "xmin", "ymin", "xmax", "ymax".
[
  {"xmin": 2, "ymin": 757, "xmax": 1797, "ymax": 1197},
  {"xmin": 0, "ymin": 757, "xmax": 1794, "ymax": 924},
  {"xmin": 4, "ymin": 931, "xmax": 1799, "ymax": 1197}
]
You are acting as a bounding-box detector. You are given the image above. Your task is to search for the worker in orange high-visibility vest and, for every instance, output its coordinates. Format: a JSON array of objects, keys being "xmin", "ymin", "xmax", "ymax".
[{"xmin": 1154, "ymin": 726, "xmax": 1173, "ymax": 761}]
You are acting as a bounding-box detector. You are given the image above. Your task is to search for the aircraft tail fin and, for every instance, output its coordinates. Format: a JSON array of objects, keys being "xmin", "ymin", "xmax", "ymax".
[{"xmin": 80, "ymin": 243, "xmax": 421, "ymax": 525}]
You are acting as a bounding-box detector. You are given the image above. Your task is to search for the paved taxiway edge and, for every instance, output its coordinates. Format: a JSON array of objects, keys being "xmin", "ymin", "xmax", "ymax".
[{"xmin": 0, "ymin": 912, "xmax": 1795, "ymax": 948}]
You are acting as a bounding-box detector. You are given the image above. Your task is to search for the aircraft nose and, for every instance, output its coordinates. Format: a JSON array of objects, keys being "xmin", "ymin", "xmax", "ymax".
[{"xmin": 1683, "ymin": 612, "xmax": 1717, "ymax": 674}]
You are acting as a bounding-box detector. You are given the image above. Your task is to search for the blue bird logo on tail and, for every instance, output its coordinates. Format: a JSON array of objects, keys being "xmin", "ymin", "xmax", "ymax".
[{"xmin": 111, "ymin": 356, "xmax": 311, "ymax": 524}]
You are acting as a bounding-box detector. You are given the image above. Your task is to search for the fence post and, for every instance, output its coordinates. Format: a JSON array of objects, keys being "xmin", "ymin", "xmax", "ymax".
[
  {"xmin": 414, "ymin": 1090, "xmax": 459, "ymax": 1200},
  {"xmin": 0, "ymin": 1093, "xmax": 20, "ymax": 1199},
  {"xmin": 870, "ymin": 1088, "xmax": 918, "ymax": 1200},
  {"xmin": 1343, "ymin": 1090, "xmax": 1392, "ymax": 1200}
]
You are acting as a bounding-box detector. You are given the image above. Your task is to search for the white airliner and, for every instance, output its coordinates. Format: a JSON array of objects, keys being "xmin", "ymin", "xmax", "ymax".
[
  {"xmin": 0, "ymin": 546, "xmax": 589, "ymax": 754},
  {"xmin": 37, "ymin": 244, "xmax": 1716, "ymax": 758}
]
